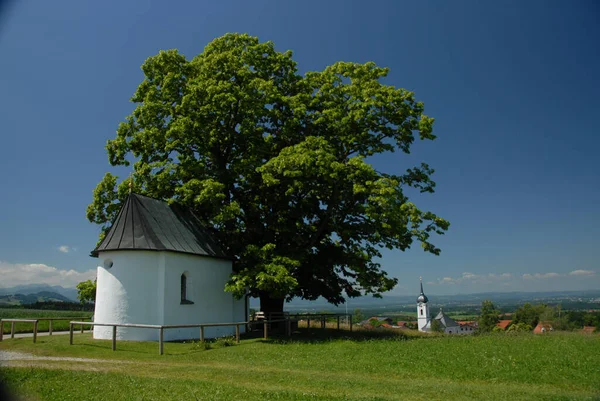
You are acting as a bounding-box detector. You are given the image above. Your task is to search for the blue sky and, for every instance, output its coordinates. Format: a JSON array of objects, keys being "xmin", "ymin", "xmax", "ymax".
[{"xmin": 0, "ymin": 1, "xmax": 598, "ymax": 296}]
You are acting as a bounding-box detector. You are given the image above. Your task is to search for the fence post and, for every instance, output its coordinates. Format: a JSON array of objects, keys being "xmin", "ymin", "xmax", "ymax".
[
  {"xmin": 33, "ymin": 321, "xmax": 38, "ymax": 343},
  {"xmin": 49, "ymin": 320, "xmax": 53, "ymax": 336},
  {"xmin": 263, "ymin": 321, "xmax": 268, "ymax": 340},
  {"xmin": 349, "ymin": 315, "xmax": 353, "ymax": 331},
  {"xmin": 307, "ymin": 318, "xmax": 310, "ymax": 329},
  {"xmin": 159, "ymin": 327, "xmax": 164, "ymax": 355},
  {"xmin": 235, "ymin": 324, "xmax": 240, "ymax": 344},
  {"xmin": 80, "ymin": 323, "xmax": 84, "ymax": 334},
  {"xmin": 69, "ymin": 323, "xmax": 74, "ymax": 345},
  {"xmin": 337, "ymin": 316, "xmax": 340, "ymax": 330},
  {"xmin": 321, "ymin": 317, "xmax": 326, "ymax": 330},
  {"xmin": 0, "ymin": 319, "xmax": 3, "ymax": 342},
  {"xmin": 10, "ymin": 322, "xmax": 15, "ymax": 339},
  {"xmin": 112, "ymin": 326, "xmax": 117, "ymax": 351},
  {"xmin": 287, "ymin": 318, "xmax": 291, "ymax": 337},
  {"xmin": 200, "ymin": 326, "xmax": 205, "ymax": 342}
]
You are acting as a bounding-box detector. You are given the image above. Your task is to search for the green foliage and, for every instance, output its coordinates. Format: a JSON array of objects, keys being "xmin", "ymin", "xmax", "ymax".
[
  {"xmin": 87, "ymin": 33, "xmax": 449, "ymax": 311},
  {"xmin": 214, "ymin": 336, "xmax": 236, "ymax": 348},
  {"xmin": 477, "ymin": 300, "xmax": 499, "ymax": 333},
  {"xmin": 563, "ymin": 310, "xmax": 600, "ymax": 328},
  {"xmin": 368, "ymin": 318, "xmax": 384, "ymax": 328},
  {"xmin": 512, "ymin": 303, "xmax": 592, "ymax": 331},
  {"xmin": 430, "ymin": 318, "xmax": 444, "ymax": 333},
  {"xmin": 75, "ymin": 279, "xmax": 97, "ymax": 305},
  {"xmin": 506, "ymin": 323, "xmax": 532, "ymax": 333},
  {"xmin": 2, "ymin": 332, "xmax": 599, "ymax": 400},
  {"xmin": 353, "ymin": 308, "xmax": 365, "ymax": 323},
  {"xmin": 512, "ymin": 303, "xmax": 546, "ymax": 328}
]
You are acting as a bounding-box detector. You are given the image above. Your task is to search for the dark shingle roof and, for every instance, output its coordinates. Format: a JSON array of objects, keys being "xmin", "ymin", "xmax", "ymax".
[
  {"xmin": 91, "ymin": 193, "xmax": 229, "ymax": 259},
  {"xmin": 434, "ymin": 309, "xmax": 459, "ymax": 328}
]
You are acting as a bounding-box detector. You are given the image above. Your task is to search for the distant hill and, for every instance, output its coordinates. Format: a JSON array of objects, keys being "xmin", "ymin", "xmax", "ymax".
[
  {"xmin": 0, "ymin": 284, "xmax": 78, "ymax": 301},
  {"xmin": 250, "ymin": 290, "xmax": 600, "ymax": 311},
  {"xmin": 0, "ymin": 291, "xmax": 74, "ymax": 305}
]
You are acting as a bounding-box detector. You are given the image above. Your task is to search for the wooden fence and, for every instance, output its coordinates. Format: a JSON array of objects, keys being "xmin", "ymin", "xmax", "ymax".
[
  {"xmin": 69, "ymin": 320, "xmax": 289, "ymax": 355},
  {"xmin": 288, "ymin": 313, "xmax": 353, "ymax": 331},
  {"xmin": 1, "ymin": 313, "xmax": 353, "ymax": 355},
  {"xmin": 0, "ymin": 317, "xmax": 92, "ymax": 343}
]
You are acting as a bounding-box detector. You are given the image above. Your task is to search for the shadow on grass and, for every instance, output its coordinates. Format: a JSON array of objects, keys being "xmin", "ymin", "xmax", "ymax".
[{"xmin": 246, "ymin": 327, "xmax": 431, "ymax": 344}]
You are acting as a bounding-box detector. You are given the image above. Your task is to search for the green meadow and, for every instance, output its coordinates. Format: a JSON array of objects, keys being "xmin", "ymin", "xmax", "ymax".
[
  {"xmin": 1, "ymin": 330, "xmax": 598, "ymax": 400},
  {"xmin": 0, "ymin": 309, "xmax": 92, "ymax": 335}
]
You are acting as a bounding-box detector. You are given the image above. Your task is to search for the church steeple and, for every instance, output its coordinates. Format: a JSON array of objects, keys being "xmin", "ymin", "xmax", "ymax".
[
  {"xmin": 417, "ymin": 277, "xmax": 431, "ymax": 332},
  {"xmin": 416, "ymin": 277, "xmax": 429, "ymax": 304}
]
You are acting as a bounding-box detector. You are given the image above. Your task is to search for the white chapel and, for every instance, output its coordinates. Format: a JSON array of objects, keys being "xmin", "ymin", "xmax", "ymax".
[{"xmin": 91, "ymin": 193, "xmax": 247, "ymax": 342}]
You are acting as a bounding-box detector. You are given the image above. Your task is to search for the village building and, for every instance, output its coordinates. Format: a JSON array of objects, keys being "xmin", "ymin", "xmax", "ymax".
[
  {"xmin": 533, "ymin": 321, "xmax": 553, "ymax": 334},
  {"xmin": 417, "ymin": 278, "xmax": 474, "ymax": 335},
  {"xmin": 91, "ymin": 193, "xmax": 247, "ymax": 342},
  {"xmin": 581, "ymin": 326, "xmax": 595, "ymax": 334},
  {"xmin": 496, "ymin": 319, "xmax": 512, "ymax": 331}
]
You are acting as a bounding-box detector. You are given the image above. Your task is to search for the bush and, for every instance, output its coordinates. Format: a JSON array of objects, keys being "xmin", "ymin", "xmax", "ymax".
[
  {"xmin": 506, "ymin": 323, "xmax": 532, "ymax": 333},
  {"xmin": 214, "ymin": 336, "xmax": 236, "ymax": 348}
]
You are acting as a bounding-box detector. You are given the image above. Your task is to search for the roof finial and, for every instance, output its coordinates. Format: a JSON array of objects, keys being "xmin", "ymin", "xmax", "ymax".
[{"xmin": 128, "ymin": 172, "xmax": 133, "ymax": 193}]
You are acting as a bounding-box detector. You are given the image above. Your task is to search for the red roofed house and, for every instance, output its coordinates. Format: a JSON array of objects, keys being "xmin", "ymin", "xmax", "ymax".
[
  {"xmin": 496, "ymin": 320, "xmax": 511, "ymax": 330},
  {"xmin": 533, "ymin": 321, "xmax": 553, "ymax": 334},
  {"xmin": 581, "ymin": 326, "xmax": 595, "ymax": 334}
]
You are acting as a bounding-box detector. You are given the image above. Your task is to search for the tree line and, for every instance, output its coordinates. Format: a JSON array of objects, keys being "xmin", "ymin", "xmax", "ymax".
[{"xmin": 478, "ymin": 300, "xmax": 600, "ymax": 333}]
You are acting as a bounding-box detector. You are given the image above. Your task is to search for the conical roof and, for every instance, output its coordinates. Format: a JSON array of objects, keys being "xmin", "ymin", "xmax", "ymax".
[
  {"xmin": 416, "ymin": 278, "xmax": 428, "ymax": 303},
  {"xmin": 91, "ymin": 193, "xmax": 229, "ymax": 259}
]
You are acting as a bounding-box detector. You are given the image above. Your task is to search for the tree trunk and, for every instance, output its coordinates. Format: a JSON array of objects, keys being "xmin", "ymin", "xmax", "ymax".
[{"xmin": 259, "ymin": 293, "xmax": 284, "ymax": 316}]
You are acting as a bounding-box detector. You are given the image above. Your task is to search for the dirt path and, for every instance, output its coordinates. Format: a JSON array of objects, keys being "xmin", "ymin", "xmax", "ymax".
[{"xmin": 0, "ymin": 350, "xmax": 131, "ymax": 367}]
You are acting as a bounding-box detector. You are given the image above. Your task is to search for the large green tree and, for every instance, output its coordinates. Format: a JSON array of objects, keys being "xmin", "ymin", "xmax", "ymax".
[
  {"xmin": 76, "ymin": 279, "xmax": 97, "ymax": 305},
  {"xmin": 478, "ymin": 300, "xmax": 500, "ymax": 333},
  {"xmin": 87, "ymin": 33, "xmax": 449, "ymax": 314}
]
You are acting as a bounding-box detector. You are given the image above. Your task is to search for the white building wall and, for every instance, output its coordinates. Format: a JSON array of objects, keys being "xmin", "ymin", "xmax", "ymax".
[
  {"xmin": 94, "ymin": 251, "xmax": 162, "ymax": 341},
  {"xmin": 417, "ymin": 302, "xmax": 430, "ymax": 332},
  {"xmin": 94, "ymin": 250, "xmax": 247, "ymax": 342},
  {"xmin": 161, "ymin": 252, "xmax": 246, "ymax": 341},
  {"xmin": 444, "ymin": 326, "xmax": 458, "ymax": 334}
]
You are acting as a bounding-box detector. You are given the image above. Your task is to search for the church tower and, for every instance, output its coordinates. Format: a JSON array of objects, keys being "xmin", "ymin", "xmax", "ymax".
[{"xmin": 417, "ymin": 277, "xmax": 430, "ymax": 332}]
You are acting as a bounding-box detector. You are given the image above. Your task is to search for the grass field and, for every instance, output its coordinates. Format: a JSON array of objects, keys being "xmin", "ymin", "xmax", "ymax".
[
  {"xmin": 1, "ymin": 329, "xmax": 598, "ymax": 400},
  {"xmin": 0, "ymin": 309, "xmax": 92, "ymax": 335}
]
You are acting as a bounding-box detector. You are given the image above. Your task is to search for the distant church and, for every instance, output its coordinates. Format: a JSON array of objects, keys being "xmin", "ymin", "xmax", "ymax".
[
  {"xmin": 91, "ymin": 192, "xmax": 247, "ymax": 342},
  {"xmin": 417, "ymin": 278, "xmax": 475, "ymax": 334}
]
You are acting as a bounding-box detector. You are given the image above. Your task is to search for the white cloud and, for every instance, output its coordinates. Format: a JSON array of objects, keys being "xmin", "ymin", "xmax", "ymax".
[
  {"xmin": 429, "ymin": 271, "xmax": 513, "ymax": 285},
  {"xmin": 569, "ymin": 270, "xmax": 595, "ymax": 277},
  {"xmin": 58, "ymin": 245, "xmax": 71, "ymax": 253},
  {"xmin": 0, "ymin": 261, "xmax": 95, "ymax": 288},
  {"xmin": 522, "ymin": 272, "xmax": 562, "ymax": 280}
]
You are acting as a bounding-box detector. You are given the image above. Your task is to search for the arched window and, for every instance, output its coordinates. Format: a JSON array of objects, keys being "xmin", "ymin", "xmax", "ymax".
[
  {"xmin": 181, "ymin": 272, "xmax": 193, "ymax": 304},
  {"xmin": 420, "ymin": 309, "xmax": 423, "ymax": 316}
]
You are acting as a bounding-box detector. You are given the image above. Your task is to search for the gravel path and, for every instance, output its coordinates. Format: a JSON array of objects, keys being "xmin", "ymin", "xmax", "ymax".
[{"xmin": 0, "ymin": 350, "xmax": 128, "ymax": 366}]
